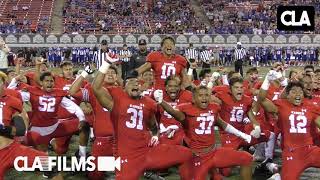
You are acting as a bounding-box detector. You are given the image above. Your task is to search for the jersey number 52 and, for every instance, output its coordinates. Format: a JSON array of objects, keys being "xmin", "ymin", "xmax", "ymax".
[{"xmin": 39, "ymin": 97, "xmax": 56, "ymax": 112}]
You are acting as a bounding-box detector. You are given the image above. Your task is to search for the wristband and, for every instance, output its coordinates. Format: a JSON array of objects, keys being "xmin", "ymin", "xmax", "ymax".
[
  {"xmin": 81, "ymin": 71, "xmax": 88, "ymax": 78},
  {"xmin": 222, "ymin": 75, "xmax": 229, "ymax": 85},
  {"xmin": 261, "ymin": 79, "xmax": 270, "ymax": 91},
  {"xmin": 99, "ymin": 62, "xmax": 111, "ymax": 74}
]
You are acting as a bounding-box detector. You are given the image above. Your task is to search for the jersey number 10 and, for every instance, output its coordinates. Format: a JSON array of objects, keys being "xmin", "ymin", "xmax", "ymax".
[{"xmin": 161, "ymin": 65, "xmax": 176, "ymax": 79}]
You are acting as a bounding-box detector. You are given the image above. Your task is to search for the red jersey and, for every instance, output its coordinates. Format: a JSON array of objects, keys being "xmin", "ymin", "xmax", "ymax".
[
  {"xmin": 22, "ymin": 86, "xmax": 68, "ymax": 127},
  {"xmin": 193, "ymin": 80, "xmax": 201, "ymax": 86},
  {"xmin": 304, "ymin": 96, "xmax": 320, "ymax": 106},
  {"xmin": 215, "ymin": 92, "xmax": 253, "ymax": 132},
  {"xmin": 25, "ymin": 72, "xmax": 39, "ymax": 87},
  {"xmin": 54, "ymin": 76, "xmax": 86, "ymax": 119},
  {"xmin": 158, "ymin": 90, "xmax": 192, "ymax": 128},
  {"xmin": 4, "ymin": 88, "xmax": 22, "ymax": 101},
  {"xmin": 108, "ymin": 87, "xmax": 158, "ymax": 156},
  {"xmin": 274, "ymin": 99, "xmax": 320, "ymax": 150},
  {"xmin": 73, "ymin": 83, "xmax": 114, "ymax": 137},
  {"xmin": 146, "ymin": 52, "xmax": 187, "ymax": 90},
  {"xmin": 243, "ymin": 80, "xmax": 259, "ymax": 97},
  {"xmin": 0, "ymin": 95, "xmax": 23, "ymax": 126},
  {"xmin": 178, "ymin": 103, "xmax": 220, "ymax": 152},
  {"xmin": 313, "ymin": 90, "xmax": 320, "ymax": 98},
  {"xmin": 212, "ymin": 85, "xmax": 230, "ymax": 94},
  {"xmin": 54, "ymin": 76, "xmax": 75, "ymax": 90}
]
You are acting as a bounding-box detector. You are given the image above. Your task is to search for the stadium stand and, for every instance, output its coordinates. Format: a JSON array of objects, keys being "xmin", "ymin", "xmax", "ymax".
[
  {"xmin": 0, "ymin": 0, "xmax": 55, "ymax": 34},
  {"xmin": 201, "ymin": 0, "xmax": 320, "ymax": 34},
  {"xmin": 63, "ymin": 0, "xmax": 206, "ymax": 34},
  {"xmin": 1, "ymin": 0, "xmax": 319, "ymax": 34}
]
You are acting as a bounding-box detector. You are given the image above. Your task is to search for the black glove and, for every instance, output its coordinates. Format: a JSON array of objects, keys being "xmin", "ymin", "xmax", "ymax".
[{"xmin": 0, "ymin": 124, "xmax": 13, "ymax": 138}]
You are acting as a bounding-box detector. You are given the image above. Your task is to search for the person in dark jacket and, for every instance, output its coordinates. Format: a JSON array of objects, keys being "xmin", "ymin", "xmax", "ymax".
[{"xmin": 128, "ymin": 39, "xmax": 149, "ymax": 72}]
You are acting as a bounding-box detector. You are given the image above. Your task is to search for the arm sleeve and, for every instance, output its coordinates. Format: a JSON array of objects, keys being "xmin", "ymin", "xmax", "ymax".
[
  {"xmin": 61, "ymin": 97, "xmax": 85, "ymax": 121},
  {"xmin": 19, "ymin": 91, "xmax": 30, "ymax": 102}
]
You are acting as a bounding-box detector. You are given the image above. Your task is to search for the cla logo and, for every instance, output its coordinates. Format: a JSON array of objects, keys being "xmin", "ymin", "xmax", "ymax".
[{"xmin": 277, "ymin": 6, "xmax": 314, "ymax": 31}]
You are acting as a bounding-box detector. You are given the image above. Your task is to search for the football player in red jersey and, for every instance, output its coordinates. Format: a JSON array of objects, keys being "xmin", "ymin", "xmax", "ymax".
[
  {"xmin": 93, "ymin": 59, "xmax": 194, "ymax": 180},
  {"xmin": 140, "ymin": 70, "xmax": 154, "ymax": 97},
  {"xmin": 34, "ymin": 60, "xmax": 90, "ymax": 157},
  {"xmin": 156, "ymin": 75, "xmax": 192, "ymax": 145},
  {"xmin": 243, "ymin": 67, "xmax": 259, "ymax": 97},
  {"xmin": 0, "ymin": 72, "xmax": 62, "ymax": 179},
  {"xmin": 155, "ymin": 86, "xmax": 253, "ymax": 180},
  {"xmin": 300, "ymin": 75, "xmax": 320, "ymax": 146},
  {"xmin": 9, "ymin": 72, "xmax": 87, "ymax": 154},
  {"xmin": 135, "ymin": 36, "xmax": 188, "ymax": 90},
  {"xmin": 210, "ymin": 70, "xmax": 241, "ymax": 95},
  {"xmin": 253, "ymin": 63, "xmax": 285, "ymax": 101},
  {"xmin": 252, "ymin": 64, "xmax": 285, "ymax": 168},
  {"xmin": 212, "ymin": 77, "xmax": 274, "ymax": 177},
  {"xmin": 213, "ymin": 77, "xmax": 269, "ymax": 148},
  {"xmin": 69, "ymin": 65, "xmax": 119, "ymax": 180},
  {"xmin": 257, "ymin": 78, "xmax": 320, "ymax": 179}
]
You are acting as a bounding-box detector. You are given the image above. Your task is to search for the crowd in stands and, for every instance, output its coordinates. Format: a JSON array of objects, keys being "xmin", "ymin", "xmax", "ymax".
[
  {"xmin": 63, "ymin": 0, "xmax": 206, "ymax": 34},
  {"xmin": 0, "ymin": 0, "xmax": 54, "ymax": 34},
  {"xmin": 0, "ymin": 0, "xmax": 319, "ymax": 34},
  {"xmin": 201, "ymin": 0, "xmax": 320, "ymax": 34}
]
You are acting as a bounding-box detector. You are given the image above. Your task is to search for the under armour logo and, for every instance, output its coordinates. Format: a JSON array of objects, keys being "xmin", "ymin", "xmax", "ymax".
[
  {"xmin": 121, "ymin": 159, "xmax": 128, "ymax": 163},
  {"xmin": 301, "ymin": 109, "xmax": 307, "ymax": 112},
  {"xmin": 226, "ymin": 140, "xmax": 232, "ymax": 144},
  {"xmin": 287, "ymin": 156, "xmax": 293, "ymax": 160},
  {"xmin": 194, "ymin": 162, "xmax": 201, "ymax": 166},
  {"xmin": 97, "ymin": 142, "xmax": 102, "ymax": 145}
]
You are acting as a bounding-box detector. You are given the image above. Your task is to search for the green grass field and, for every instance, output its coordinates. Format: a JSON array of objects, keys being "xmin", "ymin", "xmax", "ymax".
[{"xmin": 5, "ymin": 65, "xmax": 320, "ymax": 180}]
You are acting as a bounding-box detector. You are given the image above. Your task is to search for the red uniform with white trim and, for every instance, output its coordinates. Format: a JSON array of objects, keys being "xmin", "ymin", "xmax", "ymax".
[
  {"xmin": 274, "ymin": 99, "xmax": 320, "ymax": 180},
  {"xmin": 146, "ymin": 52, "xmax": 187, "ymax": 90},
  {"xmin": 215, "ymin": 92, "xmax": 270, "ymax": 149},
  {"xmin": 72, "ymin": 83, "xmax": 114, "ymax": 179},
  {"xmin": 255, "ymin": 82, "xmax": 284, "ymax": 133},
  {"xmin": 25, "ymin": 71, "xmax": 39, "ymax": 87},
  {"xmin": 21, "ymin": 86, "xmax": 83, "ymax": 153},
  {"xmin": 177, "ymin": 103, "xmax": 252, "ymax": 180},
  {"xmin": 54, "ymin": 76, "xmax": 87, "ymax": 119},
  {"xmin": 303, "ymin": 97, "xmax": 320, "ymax": 146},
  {"xmin": 0, "ymin": 94, "xmax": 47, "ymax": 178},
  {"xmin": 158, "ymin": 90, "xmax": 192, "ymax": 145},
  {"xmin": 108, "ymin": 87, "xmax": 193, "ymax": 180}
]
